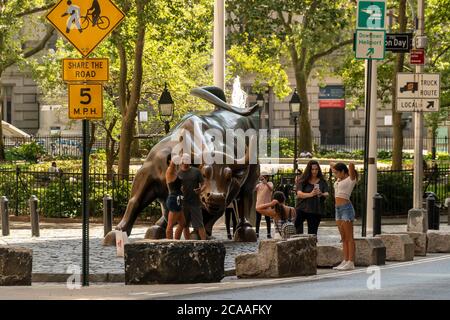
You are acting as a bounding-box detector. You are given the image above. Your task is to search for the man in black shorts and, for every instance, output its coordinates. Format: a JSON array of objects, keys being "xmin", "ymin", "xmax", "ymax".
[{"xmin": 178, "ymin": 153, "xmax": 206, "ymax": 240}]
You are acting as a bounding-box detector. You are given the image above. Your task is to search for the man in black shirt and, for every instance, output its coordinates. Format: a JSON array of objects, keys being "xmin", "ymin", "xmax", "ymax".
[{"xmin": 178, "ymin": 153, "xmax": 206, "ymax": 240}]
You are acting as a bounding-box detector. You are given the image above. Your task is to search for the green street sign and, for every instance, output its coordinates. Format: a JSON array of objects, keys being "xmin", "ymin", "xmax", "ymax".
[
  {"xmin": 357, "ymin": 0, "xmax": 386, "ymax": 30},
  {"xmin": 355, "ymin": 29, "xmax": 386, "ymax": 60}
]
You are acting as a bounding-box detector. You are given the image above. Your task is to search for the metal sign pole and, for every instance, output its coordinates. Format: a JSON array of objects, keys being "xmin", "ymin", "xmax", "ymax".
[
  {"xmin": 362, "ymin": 59, "xmax": 372, "ymax": 237},
  {"xmin": 413, "ymin": 0, "xmax": 425, "ymax": 210},
  {"xmin": 82, "ymin": 119, "xmax": 90, "ymax": 286}
]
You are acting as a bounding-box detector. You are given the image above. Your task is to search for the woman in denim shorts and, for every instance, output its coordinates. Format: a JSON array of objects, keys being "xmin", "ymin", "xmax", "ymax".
[
  {"xmin": 331, "ymin": 162, "xmax": 358, "ymax": 271},
  {"xmin": 165, "ymin": 155, "xmax": 189, "ymax": 240}
]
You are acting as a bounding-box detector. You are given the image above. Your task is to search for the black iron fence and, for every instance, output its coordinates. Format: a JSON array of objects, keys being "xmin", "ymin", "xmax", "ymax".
[
  {"xmin": 4, "ymin": 134, "xmax": 449, "ymax": 159},
  {"xmin": 0, "ymin": 165, "xmax": 448, "ymax": 219},
  {"xmin": 271, "ymin": 165, "xmax": 450, "ymax": 218},
  {"xmin": 277, "ymin": 132, "xmax": 449, "ymax": 154},
  {"xmin": 0, "ymin": 167, "xmax": 160, "ymax": 218},
  {"xmin": 2, "ymin": 135, "xmax": 164, "ymax": 159}
]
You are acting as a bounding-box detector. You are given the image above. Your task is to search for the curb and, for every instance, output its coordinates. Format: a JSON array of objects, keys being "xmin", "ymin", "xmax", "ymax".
[
  {"xmin": 32, "ymin": 273, "xmax": 125, "ymax": 283},
  {"xmin": 32, "ymin": 270, "xmax": 237, "ymax": 283},
  {"xmin": 224, "ymin": 269, "xmax": 236, "ymax": 277}
]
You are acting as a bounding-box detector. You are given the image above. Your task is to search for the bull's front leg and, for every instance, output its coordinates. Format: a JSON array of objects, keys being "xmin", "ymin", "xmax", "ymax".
[
  {"xmin": 234, "ymin": 192, "xmax": 257, "ymax": 242},
  {"xmin": 144, "ymin": 198, "xmax": 169, "ymax": 240}
]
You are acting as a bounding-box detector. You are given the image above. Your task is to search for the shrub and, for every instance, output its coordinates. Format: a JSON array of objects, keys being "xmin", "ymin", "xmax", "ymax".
[{"xmin": 5, "ymin": 141, "xmax": 45, "ymax": 163}]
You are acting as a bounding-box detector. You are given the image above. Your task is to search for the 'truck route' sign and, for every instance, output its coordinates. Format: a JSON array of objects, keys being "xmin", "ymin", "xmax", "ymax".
[
  {"xmin": 46, "ymin": 0, "xmax": 125, "ymax": 57},
  {"xmin": 63, "ymin": 58, "xmax": 109, "ymax": 82},
  {"xmin": 396, "ymin": 73, "xmax": 440, "ymax": 112}
]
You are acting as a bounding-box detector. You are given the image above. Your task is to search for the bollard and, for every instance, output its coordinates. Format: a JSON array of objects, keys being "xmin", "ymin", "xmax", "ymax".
[
  {"xmin": 103, "ymin": 195, "xmax": 113, "ymax": 237},
  {"xmin": 433, "ymin": 201, "xmax": 440, "ymax": 230},
  {"xmin": 448, "ymin": 203, "xmax": 450, "ymax": 226},
  {"xmin": 29, "ymin": 195, "xmax": 40, "ymax": 237},
  {"xmin": 373, "ymin": 193, "xmax": 383, "ymax": 236},
  {"xmin": 1, "ymin": 196, "xmax": 10, "ymax": 236},
  {"xmin": 426, "ymin": 193, "xmax": 438, "ymax": 231}
]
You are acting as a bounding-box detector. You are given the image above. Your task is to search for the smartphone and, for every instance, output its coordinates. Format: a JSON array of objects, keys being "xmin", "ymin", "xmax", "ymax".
[{"xmin": 314, "ymin": 183, "xmax": 319, "ymax": 190}]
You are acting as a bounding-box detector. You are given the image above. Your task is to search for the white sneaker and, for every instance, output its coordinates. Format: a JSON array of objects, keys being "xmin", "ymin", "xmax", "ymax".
[
  {"xmin": 340, "ymin": 261, "xmax": 355, "ymax": 271},
  {"xmin": 333, "ymin": 260, "xmax": 348, "ymax": 270}
]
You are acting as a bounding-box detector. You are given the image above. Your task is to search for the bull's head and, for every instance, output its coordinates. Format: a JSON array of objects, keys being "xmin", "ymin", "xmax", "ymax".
[{"xmin": 197, "ymin": 148, "xmax": 253, "ymax": 216}]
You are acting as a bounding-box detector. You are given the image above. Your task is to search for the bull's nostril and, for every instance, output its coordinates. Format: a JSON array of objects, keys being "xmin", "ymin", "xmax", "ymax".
[
  {"xmin": 202, "ymin": 197, "xmax": 206, "ymax": 202},
  {"xmin": 207, "ymin": 193, "xmax": 210, "ymax": 197}
]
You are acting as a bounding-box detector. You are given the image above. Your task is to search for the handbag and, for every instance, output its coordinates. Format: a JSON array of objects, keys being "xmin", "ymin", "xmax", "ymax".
[
  {"xmin": 279, "ymin": 207, "xmax": 296, "ymax": 239},
  {"xmin": 280, "ymin": 221, "xmax": 296, "ymax": 239}
]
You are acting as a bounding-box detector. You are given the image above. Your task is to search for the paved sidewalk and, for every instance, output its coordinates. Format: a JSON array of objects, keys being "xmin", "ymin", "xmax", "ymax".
[{"xmin": 0, "ymin": 220, "xmax": 449, "ymax": 275}]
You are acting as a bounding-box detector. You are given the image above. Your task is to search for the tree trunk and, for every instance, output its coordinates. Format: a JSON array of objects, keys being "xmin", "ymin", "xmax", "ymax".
[
  {"xmin": 295, "ymin": 69, "xmax": 313, "ymax": 153},
  {"xmin": 130, "ymin": 122, "xmax": 140, "ymax": 157},
  {"xmin": 117, "ymin": 0, "xmax": 146, "ymax": 177},
  {"xmin": 0, "ymin": 69, "xmax": 5, "ymax": 161},
  {"xmin": 391, "ymin": 0, "xmax": 407, "ymax": 170},
  {"xmin": 88, "ymin": 122, "xmax": 96, "ymax": 154}
]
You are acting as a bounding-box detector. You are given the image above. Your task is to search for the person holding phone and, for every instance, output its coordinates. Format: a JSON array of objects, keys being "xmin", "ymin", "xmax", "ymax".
[
  {"xmin": 296, "ymin": 160, "xmax": 329, "ymax": 235},
  {"xmin": 178, "ymin": 153, "xmax": 206, "ymax": 240},
  {"xmin": 331, "ymin": 162, "xmax": 358, "ymax": 271}
]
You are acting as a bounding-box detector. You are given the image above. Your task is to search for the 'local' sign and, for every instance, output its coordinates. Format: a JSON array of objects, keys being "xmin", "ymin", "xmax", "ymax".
[
  {"xmin": 396, "ymin": 73, "xmax": 440, "ymax": 112},
  {"xmin": 357, "ymin": 0, "xmax": 386, "ymax": 30},
  {"xmin": 355, "ymin": 30, "xmax": 386, "ymax": 60},
  {"xmin": 69, "ymin": 83, "xmax": 103, "ymax": 119},
  {"xmin": 63, "ymin": 58, "xmax": 109, "ymax": 82}
]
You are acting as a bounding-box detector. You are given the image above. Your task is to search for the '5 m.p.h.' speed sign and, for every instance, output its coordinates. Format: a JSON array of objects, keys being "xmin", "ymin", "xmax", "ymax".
[{"xmin": 68, "ymin": 83, "xmax": 103, "ymax": 119}]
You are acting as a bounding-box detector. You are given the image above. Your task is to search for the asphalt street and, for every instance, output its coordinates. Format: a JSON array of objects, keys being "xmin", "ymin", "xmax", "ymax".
[
  {"xmin": 172, "ymin": 254, "xmax": 450, "ymax": 300},
  {"xmin": 0, "ymin": 254, "xmax": 449, "ymax": 300}
]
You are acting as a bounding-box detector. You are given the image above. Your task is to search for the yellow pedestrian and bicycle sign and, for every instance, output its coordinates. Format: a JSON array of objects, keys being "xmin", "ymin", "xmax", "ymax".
[{"xmin": 46, "ymin": 0, "xmax": 125, "ymax": 57}]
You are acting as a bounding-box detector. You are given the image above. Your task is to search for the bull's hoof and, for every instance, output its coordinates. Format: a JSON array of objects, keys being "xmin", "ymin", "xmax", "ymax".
[
  {"xmin": 189, "ymin": 230, "xmax": 200, "ymax": 240},
  {"xmin": 234, "ymin": 224, "xmax": 257, "ymax": 242},
  {"xmin": 102, "ymin": 231, "xmax": 117, "ymax": 246},
  {"xmin": 144, "ymin": 225, "xmax": 166, "ymax": 240}
]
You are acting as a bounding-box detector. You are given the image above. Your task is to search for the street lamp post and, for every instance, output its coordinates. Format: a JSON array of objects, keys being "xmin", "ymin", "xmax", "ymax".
[
  {"xmin": 158, "ymin": 83, "xmax": 174, "ymax": 134},
  {"xmin": 289, "ymin": 88, "xmax": 301, "ymax": 173}
]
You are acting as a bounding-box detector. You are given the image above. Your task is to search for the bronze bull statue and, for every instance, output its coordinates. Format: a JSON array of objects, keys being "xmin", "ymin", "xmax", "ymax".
[{"xmin": 103, "ymin": 86, "xmax": 261, "ymax": 245}]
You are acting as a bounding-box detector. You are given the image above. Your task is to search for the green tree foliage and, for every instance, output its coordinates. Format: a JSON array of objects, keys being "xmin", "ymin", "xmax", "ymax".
[
  {"xmin": 226, "ymin": 0, "xmax": 354, "ymax": 152},
  {"xmin": 424, "ymin": 0, "xmax": 450, "ymax": 136},
  {"xmin": 0, "ymin": 0, "xmax": 56, "ymax": 160},
  {"xmin": 29, "ymin": 0, "xmax": 214, "ymax": 177}
]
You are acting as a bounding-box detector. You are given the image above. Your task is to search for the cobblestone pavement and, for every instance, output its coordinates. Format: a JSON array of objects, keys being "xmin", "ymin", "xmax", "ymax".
[{"xmin": 0, "ymin": 222, "xmax": 449, "ymax": 274}]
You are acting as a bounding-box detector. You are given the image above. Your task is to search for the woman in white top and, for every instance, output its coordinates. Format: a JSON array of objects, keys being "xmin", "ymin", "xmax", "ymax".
[{"xmin": 331, "ymin": 162, "xmax": 358, "ymax": 271}]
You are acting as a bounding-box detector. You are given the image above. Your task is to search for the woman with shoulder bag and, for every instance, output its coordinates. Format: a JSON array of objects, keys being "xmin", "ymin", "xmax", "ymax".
[
  {"xmin": 295, "ymin": 160, "xmax": 329, "ymax": 235},
  {"xmin": 256, "ymin": 191, "xmax": 296, "ymax": 239}
]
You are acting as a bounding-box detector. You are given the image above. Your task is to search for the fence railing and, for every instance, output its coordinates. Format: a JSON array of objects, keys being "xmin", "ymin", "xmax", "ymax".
[
  {"xmin": 0, "ymin": 165, "xmax": 448, "ymax": 219},
  {"xmin": 270, "ymin": 165, "xmax": 450, "ymax": 218},
  {"xmin": 4, "ymin": 134, "xmax": 449, "ymax": 159},
  {"xmin": 0, "ymin": 168, "xmax": 160, "ymax": 218},
  {"xmin": 276, "ymin": 132, "xmax": 449, "ymax": 153},
  {"xmin": 3, "ymin": 135, "xmax": 164, "ymax": 159}
]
